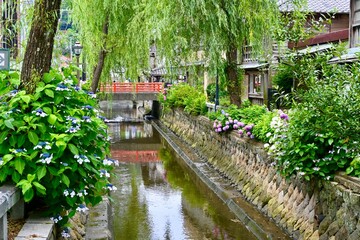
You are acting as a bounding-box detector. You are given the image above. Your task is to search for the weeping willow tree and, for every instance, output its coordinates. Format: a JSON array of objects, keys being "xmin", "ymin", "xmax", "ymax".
[
  {"xmin": 72, "ymin": 0, "xmax": 318, "ymax": 106},
  {"xmin": 127, "ymin": 0, "xmax": 282, "ymax": 106},
  {"xmin": 71, "ymin": 0, "xmax": 283, "ymax": 101},
  {"xmin": 71, "ymin": 0, "xmax": 141, "ymax": 93},
  {"xmin": 20, "ymin": 0, "xmax": 62, "ymax": 93}
]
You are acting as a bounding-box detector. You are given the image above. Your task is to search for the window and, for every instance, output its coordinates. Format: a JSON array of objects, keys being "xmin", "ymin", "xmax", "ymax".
[
  {"xmin": 248, "ymin": 72, "xmax": 265, "ymax": 97},
  {"xmin": 351, "ymin": 0, "xmax": 360, "ymax": 47}
]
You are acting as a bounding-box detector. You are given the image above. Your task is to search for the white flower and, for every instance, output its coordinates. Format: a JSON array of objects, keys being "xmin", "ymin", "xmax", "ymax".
[
  {"xmin": 50, "ymin": 215, "xmax": 62, "ymax": 223},
  {"xmin": 70, "ymin": 191, "xmax": 76, "ymax": 198},
  {"xmin": 63, "ymin": 190, "xmax": 69, "ymax": 196},
  {"xmin": 40, "ymin": 153, "xmax": 53, "ymax": 164},
  {"xmin": 76, "ymin": 204, "xmax": 89, "ymax": 213},
  {"xmin": 32, "ymin": 109, "xmax": 47, "ymax": 117},
  {"xmin": 264, "ymin": 143, "xmax": 270, "ymax": 148},
  {"xmin": 77, "ymin": 189, "xmax": 88, "ymax": 197},
  {"xmin": 75, "ymin": 155, "xmax": 90, "ymax": 165},
  {"xmin": 66, "ymin": 126, "xmax": 80, "ymax": 133},
  {"xmin": 61, "ymin": 228, "xmax": 71, "ymax": 238},
  {"xmin": 105, "ymin": 184, "xmax": 117, "ymax": 191},
  {"xmin": 64, "ymin": 79, "xmax": 73, "ymax": 84},
  {"xmin": 100, "ymin": 170, "xmax": 110, "ymax": 178},
  {"xmin": 103, "ymin": 159, "xmax": 112, "ymax": 166}
]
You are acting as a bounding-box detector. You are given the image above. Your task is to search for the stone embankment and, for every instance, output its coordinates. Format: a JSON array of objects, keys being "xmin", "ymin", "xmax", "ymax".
[{"xmin": 161, "ymin": 109, "xmax": 360, "ymax": 240}]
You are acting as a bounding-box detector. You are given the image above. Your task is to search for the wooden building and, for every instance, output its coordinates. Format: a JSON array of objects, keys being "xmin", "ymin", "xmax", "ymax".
[{"xmin": 240, "ymin": 0, "xmax": 350, "ymax": 107}]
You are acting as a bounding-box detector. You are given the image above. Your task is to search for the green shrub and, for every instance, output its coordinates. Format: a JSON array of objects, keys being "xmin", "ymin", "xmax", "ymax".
[
  {"xmin": 0, "ymin": 69, "xmax": 115, "ymax": 228},
  {"xmin": 272, "ymin": 64, "xmax": 294, "ymax": 93},
  {"xmin": 267, "ymin": 60, "xmax": 360, "ymax": 180},
  {"xmin": 206, "ymin": 83, "xmax": 228, "ymax": 103},
  {"xmin": 252, "ymin": 111, "xmax": 276, "ymax": 142},
  {"xmin": 160, "ymin": 83, "xmax": 207, "ymax": 115}
]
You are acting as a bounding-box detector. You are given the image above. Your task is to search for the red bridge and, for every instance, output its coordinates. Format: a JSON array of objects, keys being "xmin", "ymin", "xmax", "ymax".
[{"xmin": 100, "ymin": 82, "xmax": 163, "ymax": 93}]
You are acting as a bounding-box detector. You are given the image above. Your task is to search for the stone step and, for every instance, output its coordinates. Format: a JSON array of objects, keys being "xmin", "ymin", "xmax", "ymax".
[{"xmin": 15, "ymin": 214, "xmax": 55, "ymax": 240}]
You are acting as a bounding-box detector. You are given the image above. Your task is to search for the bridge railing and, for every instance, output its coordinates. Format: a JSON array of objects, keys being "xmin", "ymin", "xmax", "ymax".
[
  {"xmin": 0, "ymin": 184, "xmax": 24, "ymax": 239},
  {"xmin": 100, "ymin": 82, "xmax": 163, "ymax": 93}
]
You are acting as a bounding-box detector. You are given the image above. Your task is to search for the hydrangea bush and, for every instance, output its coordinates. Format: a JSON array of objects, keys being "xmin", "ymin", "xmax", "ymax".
[
  {"xmin": 210, "ymin": 104, "xmax": 271, "ymax": 140},
  {"xmin": 266, "ymin": 60, "xmax": 360, "ymax": 180},
  {"xmin": 0, "ymin": 69, "xmax": 117, "ymax": 232}
]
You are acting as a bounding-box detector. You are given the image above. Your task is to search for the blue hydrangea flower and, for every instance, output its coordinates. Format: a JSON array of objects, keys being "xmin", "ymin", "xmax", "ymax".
[
  {"xmin": 61, "ymin": 227, "xmax": 71, "ymax": 238},
  {"xmin": 77, "ymin": 189, "xmax": 88, "ymax": 197},
  {"xmin": 56, "ymin": 83, "xmax": 70, "ymax": 91},
  {"xmin": 76, "ymin": 204, "xmax": 89, "ymax": 213},
  {"xmin": 99, "ymin": 169, "xmax": 110, "ymax": 178},
  {"xmin": 86, "ymin": 91, "xmax": 97, "ymax": 98},
  {"xmin": 65, "ymin": 126, "xmax": 80, "ymax": 133},
  {"xmin": 9, "ymin": 90, "xmax": 18, "ymax": 97},
  {"xmin": 40, "ymin": 153, "xmax": 53, "ymax": 164},
  {"xmin": 105, "ymin": 184, "xmax": 117, "ymax": 191},
  {"xmin": 50, "ymin": 214, "xmax": 63, "ymax": 224},
  {"xmin": 82, "ymin": 116, "xmax": 91, "ymax": 123},
  {"xmin": 74, "ymin": 154, "xmax": 90, "ymax": 164},
  {"xmin": 97, "ymin": 115, "xmax": 106, "ymax": 121},
  {"xmin": 12, "ymin": 148, "xmax": 27, "ymax": 154},
  {"xmin": 32, "ymin": 108, "xmax": 48, "ymax": 117},
  {"xmin": 34, "ymin": 141, "xmax": 51, "ymax": 150},
  {"xmin": 83, "ymin": 105, "xmax": 93, "ymax": 110}
]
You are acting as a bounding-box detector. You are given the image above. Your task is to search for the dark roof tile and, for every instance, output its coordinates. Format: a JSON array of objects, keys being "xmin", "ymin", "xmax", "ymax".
[{"xmin": 278, "ymin": 0, "xmax": 349, "ymax": 13}]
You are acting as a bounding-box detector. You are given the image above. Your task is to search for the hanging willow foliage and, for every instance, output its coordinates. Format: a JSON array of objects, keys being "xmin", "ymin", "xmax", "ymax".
[{"xmin": 71, "ymin": 0, "xmax": 309, "ymax": 103}]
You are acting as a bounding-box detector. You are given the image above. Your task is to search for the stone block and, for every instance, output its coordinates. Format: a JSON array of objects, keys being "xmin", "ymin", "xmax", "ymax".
[
  {"xmin": 325, "ymin": 221, "xmax": 340, "ymax": 237},
  {"xmin": 348, "ymin": 228, "xmax": 360, "ymax": 240},
  {"xmin": 334, "ymin": 225, "xmax": 348, "ymax": 240},
  {"xmin": 318, "ymin": 215, "xmax": 333, "ymax": 234},
  {"xmin": 308, "ymin": 230, "xmax": 320, "ymax": 240},
  {"xmin": 15, "ymin": 222, "xmax": 54, "ymax": 240}
]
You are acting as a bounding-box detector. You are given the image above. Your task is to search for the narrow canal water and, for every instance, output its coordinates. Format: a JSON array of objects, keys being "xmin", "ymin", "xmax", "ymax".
[{"xmin": 103, "ymin": 101, "xmax": 257, "ymax": 240}]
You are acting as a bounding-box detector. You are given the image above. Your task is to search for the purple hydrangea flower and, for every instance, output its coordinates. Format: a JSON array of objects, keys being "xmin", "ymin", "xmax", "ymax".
[
  {"xmin": 280, "ymin": 112, "xmax": 289, "ymax": 121},
  {"xmin": 244, "ymin": 125, "xmax": 253, "ymax": 131}
]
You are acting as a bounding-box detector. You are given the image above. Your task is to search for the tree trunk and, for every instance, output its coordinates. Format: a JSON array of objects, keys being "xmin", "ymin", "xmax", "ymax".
[
  {"xmin": 225, "ymin": 45, "xmax": 242, "ymax": 106},
  {"xmin": 91, "ymin": 19, "xmax": 109, "ymax": 93},
  {"xmin": 20, "ymin": 0, "xmax": 62, "ymax": 93}
]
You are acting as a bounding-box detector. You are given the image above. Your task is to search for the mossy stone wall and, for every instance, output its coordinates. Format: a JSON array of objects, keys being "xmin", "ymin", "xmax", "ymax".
[{"xmin": 162, "ymin": 109, "xmax": 360, "ymax": 240}]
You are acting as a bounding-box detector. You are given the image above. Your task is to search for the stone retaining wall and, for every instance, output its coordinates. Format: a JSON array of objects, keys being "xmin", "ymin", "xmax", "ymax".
[{"xmin": 162, "ymin": 109, "xmax": 360, "ymax": 240}]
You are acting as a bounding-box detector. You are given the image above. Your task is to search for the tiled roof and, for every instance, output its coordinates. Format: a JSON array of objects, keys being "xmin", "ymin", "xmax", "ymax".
[{"xmin": 278, "ymin": 0, "xmax": 349, "ymax": 13}]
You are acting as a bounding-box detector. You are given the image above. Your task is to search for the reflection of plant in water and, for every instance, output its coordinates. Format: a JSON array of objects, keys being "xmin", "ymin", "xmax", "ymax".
[
  {"xmin": 159, "ymin": 146, "xmax": 244, "ymax": 239},
  {"xmin": 159, "ymin": 147, "xmax": 206, "ymax": 207}
]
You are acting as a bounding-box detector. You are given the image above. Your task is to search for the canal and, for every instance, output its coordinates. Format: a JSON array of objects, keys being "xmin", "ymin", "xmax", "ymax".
[{"xmin": 104, "ymin": 101, "xmax": 258, "ymax": 240}]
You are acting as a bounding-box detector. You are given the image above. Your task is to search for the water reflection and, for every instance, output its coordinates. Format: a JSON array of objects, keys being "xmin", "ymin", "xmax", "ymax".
[
  {"xmin": 107, "ymin": 122, "xmax": 154, "ymax": 142},
  {"xmin": 109, "ymin": 120, "xmax": 256, "ymax": 240}
]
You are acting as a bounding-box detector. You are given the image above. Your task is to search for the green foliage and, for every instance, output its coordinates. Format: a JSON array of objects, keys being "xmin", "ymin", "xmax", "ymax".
[
  {"xmin": 210, "ymin": 103, "xmax": 271, "ymax": 140},
  {"xmin": 160, "ymin": 83, "xmax": 207, "ymax": 116},
  {"xmin": 239, "ymin": 104, "xmax": 268, "ymax": 125},
  {"xmin": 267, "ymin": 59, "xmax": 360, "ymax": 180},
  {"xmin": 272, "ymin": 64, "xmax": 294, "ymax": 93},
  {"xmin": 0, "ymin": 69, "xmax": 116, "ymax": 226},
  {"xmin": 206, "ymin": 83, "xmax": 228, "ymax": 103},
  {"xmin": 252, "ymin": 111, "xmax": 276, "ymax": 142}
]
